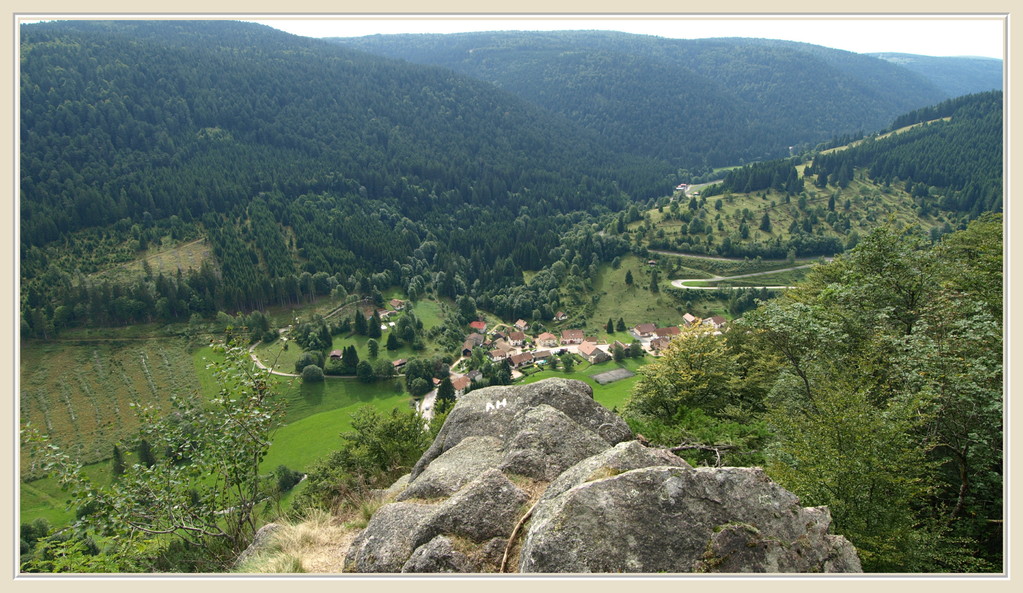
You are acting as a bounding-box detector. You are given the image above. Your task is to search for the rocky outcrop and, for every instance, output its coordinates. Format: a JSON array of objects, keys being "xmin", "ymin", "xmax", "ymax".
[{"xmin": 341, "ymin": 378, "xmax": 862, "ymax": 574}]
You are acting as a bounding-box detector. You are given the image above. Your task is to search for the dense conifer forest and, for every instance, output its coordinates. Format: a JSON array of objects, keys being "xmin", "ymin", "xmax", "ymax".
[
  {"xmin": 20, "ymin": 20, "xmax": 671, "ymax": 334},
  {"xmin": 337, "ymin": 31, "xmax": 994, "ymax": 172}
]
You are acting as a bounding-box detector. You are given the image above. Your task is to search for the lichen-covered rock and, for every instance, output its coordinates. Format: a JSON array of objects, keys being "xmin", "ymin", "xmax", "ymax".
[
  {"xmin": 497, "ymin": 404, "xmax": 617, "ymax": 480},
  {"xmin": 401, "ymin": 536, "xmax": 473, "ymax": 573},
  {"xmin": 537, "ymin": 439, "xmax": 691, "ymax": 505},
  {"xmin": 345, "ymin": 469, "xmax": 527, "ymax": 573},
  {"xmin": 409, "ymin": 378, "xmax": 631, "ymax": 481},
  {"xmin": 233, "ymin": 522, "xmax": 283, "ymax": 569},
  {"xmin": 693, "ymin": 506, "xmax": 862, "ymax": 573},
  {"xmin": 397, "ymin": 436, "xmax": 504, "ymax": 501},
  {"xmin": 341, "ymin": 379, "xmax": 861, "ymax": 574},
  {"xmin": 519, "ymin": 465, "xmax": 862, "ymax": 573},
  {"xmin": 343, "ymin": 502, "xmax": 436, "ymax": 573},
  {"xmin": 427, "ymin": 469, "xmax": 528, "ymax": 543},
  {"xmin": 377, "ymin": 473, "xmax": 411, "ymax": 501}
]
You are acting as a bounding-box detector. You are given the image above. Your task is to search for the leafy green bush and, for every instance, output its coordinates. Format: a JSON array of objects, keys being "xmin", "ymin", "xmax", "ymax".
[
  {"xmin": 275, "ymin": 465, "xmax": 304, "ymax": 493},
  {"xmin": 301, "ymin": 364, "xmax": 325, "ymax": 383}
]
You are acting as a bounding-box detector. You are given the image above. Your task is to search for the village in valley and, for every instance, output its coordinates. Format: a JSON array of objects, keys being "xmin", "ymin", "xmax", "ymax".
[{"xmin": 412, "ymin": 306, "xmax": 729, "ymax": 418}]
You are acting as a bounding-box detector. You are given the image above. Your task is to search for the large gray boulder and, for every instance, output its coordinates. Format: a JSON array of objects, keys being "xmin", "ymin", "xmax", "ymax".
[
  {"xmin": 397, "ymin": 436, "xmax": 505, "ymax": 501},
  {"xmin": 518, "ymin": 465, "xmax": 862, "ymax": 573},
  {"xmin": 340, "ymin": 378, "xmax": 862, "ymax": 574},
  {"xmin": 345, "ymin": 469, "xmax": 527, "ymax": 572},
  {"xmin": 410, "ymin": 378, "xmax": 632, "ymax": 480}
]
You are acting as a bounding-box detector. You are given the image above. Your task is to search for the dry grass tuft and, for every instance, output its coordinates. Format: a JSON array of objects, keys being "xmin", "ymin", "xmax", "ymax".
[{"xmin": 234, "ymin": 509, "xmax": 360, "ymax": 574}]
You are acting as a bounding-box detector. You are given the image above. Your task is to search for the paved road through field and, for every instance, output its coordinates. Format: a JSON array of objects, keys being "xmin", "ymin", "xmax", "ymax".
[{"xmin": 669, "ymin": 261, "xmax": 828, "ymax": 291}]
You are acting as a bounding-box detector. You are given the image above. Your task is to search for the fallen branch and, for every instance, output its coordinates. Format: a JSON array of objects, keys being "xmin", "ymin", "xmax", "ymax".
[
  {"xmin": 500, "ymin": 499, "xmax": 540, "ymax": 573},
  {"xmin": 669, "ymin": 441, "xmax": 738, "ymax": 467}
]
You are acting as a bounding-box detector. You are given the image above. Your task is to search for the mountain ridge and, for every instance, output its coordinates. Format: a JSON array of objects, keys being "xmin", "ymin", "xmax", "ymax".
[{"xmin": 334, "ymin": 31, "xmax": 978, "ymax": 171}]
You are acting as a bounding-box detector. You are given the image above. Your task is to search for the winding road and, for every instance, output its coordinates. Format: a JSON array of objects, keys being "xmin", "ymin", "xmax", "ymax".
[{"xmin": 669, "ymin": 264, "xmax": 815, "ymax": 291}]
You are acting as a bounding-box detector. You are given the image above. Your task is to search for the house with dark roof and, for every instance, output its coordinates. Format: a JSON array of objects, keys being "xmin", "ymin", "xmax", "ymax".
[
  {"xmin": 561, "ymin": 329, "xmax": 585, "ymax": 344},
  {"xmin": 509, "ymin": 352, "xmax": 534, "ymax": 369},
  {"xmin": 632, "ymin": 323, "xmax": 657, "ymax": 338},
  {"xmin": 653, "ymin": 326, "xmax": 681, "ymax": 339},
  {"xmin": 462, "ymin": 332, "xmax": 486, "ymax": 356},
  {"xmin": 703, "ymin": 316, "xmax": 727, "ymax": 329},
  {"xmin": 508, "ymin": 331, "xmax": 527, "ymax": 347},
  {"xmin": 532, "ymin": 350, "xmax": 553, "ymax": 364}
]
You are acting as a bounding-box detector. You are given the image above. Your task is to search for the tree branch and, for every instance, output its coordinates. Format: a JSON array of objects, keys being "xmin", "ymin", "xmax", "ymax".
[{"xmin": 669, "ymin": 441, "xmax": 738, "ymax": 467}]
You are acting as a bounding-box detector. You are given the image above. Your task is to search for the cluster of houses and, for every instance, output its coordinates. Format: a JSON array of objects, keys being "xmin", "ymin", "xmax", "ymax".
[
  {"xmin": 417, "ymin": 311, "xmax": 730, "ymax": 413},
  {"xmin": 457, "ymin": 313, "xmax": 728, "ymax": 374}
]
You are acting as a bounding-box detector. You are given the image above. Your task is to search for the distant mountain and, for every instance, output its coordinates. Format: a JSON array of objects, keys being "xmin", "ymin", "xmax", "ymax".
[
  {"xmin": 335, "ymin": 31, "xmax": 952, "ymax": 172},
  {"xmin": 869, "ymin": 53, "xmax": 1003, "ymax": 99},
  {"xmin": 20, "ymin": 20, "xmax": 673, "ymax": 319},
  {"xmin": 20, "ymin": 20, "xmax": 670, "ymax": 249}
]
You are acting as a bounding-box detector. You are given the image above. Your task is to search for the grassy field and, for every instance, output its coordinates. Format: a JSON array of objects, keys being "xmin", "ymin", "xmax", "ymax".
[
  {"xmin": 585, "ymin": 255, "xmax": 690, "ymax": 330},
  {"xmin": 519, "ymin": 356, "xmax": 648, "ymax": 413},
  {"xmin": 20, "ymin": 343, "xmax": 416, "ymax": 528},
  {"xmin": 643, "ymin": 170, "xmax": 952, "ymax": 260},
  {"xmin": 94, "ymin": 237, "xmax": 212, "ymax": 283}
]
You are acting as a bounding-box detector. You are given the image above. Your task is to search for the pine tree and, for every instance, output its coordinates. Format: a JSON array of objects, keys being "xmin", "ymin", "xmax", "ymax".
[
  {"xmin": 625, "ymin": 270, "xmax": 634, "ymax": 286},
  {"xmin": 368, "ymin": 311, "xmax": 382, "ymax": 339},
  {"xmin": 354, "ymin": 310, "xmax": 367, "ymax": 336},
  {"xmin": 111, "ymin": 445, "xmax": 125, "ymax": 477},
  {"xmin": 135, "ymin": 439, "xmax": 156, "ymax": 469},
  {"xmin": 616, "ymin": 317, "xmax": 626, "ymax": 332},
  {"xmin": 341, "ymin": 345, "xmax": 360, "ymax": 372},
  {"xmin": 760, "ymin": 212, "xmax": 772, "ymax": 232},
  {"xmin": 606, "ymin": 318, "xmax": 615, "ymax": 334},
  {"xmin": 386, "ymin": 331, "xmax": 401, "ymax": 351},
  {"xmin": 436, "ymin": 377, "xmax": 456, "ymax": 414}
]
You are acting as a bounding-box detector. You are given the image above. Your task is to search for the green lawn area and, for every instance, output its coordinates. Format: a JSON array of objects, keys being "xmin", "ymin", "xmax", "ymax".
[
  {"xmin": 587, "ymin": 255, "xmax": 688, "ymax": 330},
  {"xmin": 260, "ymin": 380, "xmax": 414, "ymax": 473},
  {"xmin": 519, "ymin": 356, "xmax": 648, "ymax": 413},
  {"xmin": 251, "ymin": 297, "xmax": 452, "ymax": 374}
]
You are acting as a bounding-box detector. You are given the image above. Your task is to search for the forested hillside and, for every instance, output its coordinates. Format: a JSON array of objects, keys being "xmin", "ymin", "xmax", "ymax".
[
  {"xmin": 870, "ymin": 53, "xmax": 1003, "ymax": 99},
  {"xmin": 337, "ymin": 31, "xmax": 955, "ymax": 173},
  {"xmin": 805, "ymin": 91, "xmax": 1003, "ymax": 216},
  {"xmin": 19, "ymin": 20, "xmax": 672, "ymax": 334}
]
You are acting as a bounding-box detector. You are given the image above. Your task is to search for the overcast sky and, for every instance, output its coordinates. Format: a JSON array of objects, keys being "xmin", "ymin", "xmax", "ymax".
[{"xmin": 248, "ymin": 14, "xmax": 1006, "ymax": 60}]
